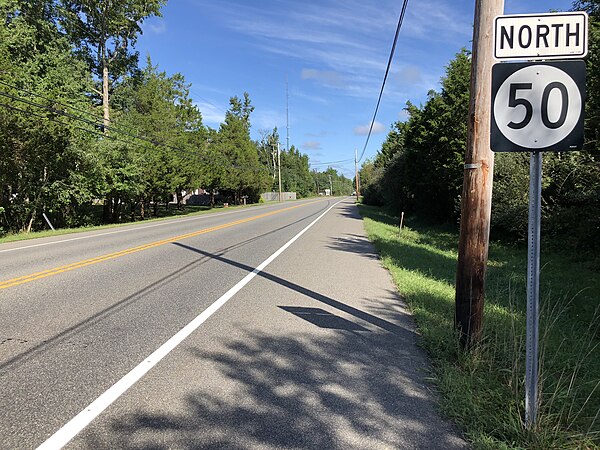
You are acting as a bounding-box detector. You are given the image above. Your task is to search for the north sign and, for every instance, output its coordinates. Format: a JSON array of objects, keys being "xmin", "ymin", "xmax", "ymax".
[
  {"xmin": 491, "ymin": 61, "xmax": 585, "ymax": 152},
  {"xmin": 494, "ymin": 12, "xmax": 588, "ymax": 60}
]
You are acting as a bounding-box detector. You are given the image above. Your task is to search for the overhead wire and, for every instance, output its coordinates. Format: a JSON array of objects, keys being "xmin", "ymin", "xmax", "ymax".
[
  {"xmin": 358, "ymin": 0, "xmax": 410, "ymax": 163},
  {"xmin": 0, "ymin": 85, "xmax": 198, "ymax": 156},
  {"xmin": 0, "ymin": 92, "xmax": 270, "ymax": 174},
  {"xmin": 309, "ymin": 158, "xmax": 355, "ymax": 166},
  {"xmin": 0, "ymin": 99, "xmax": 207, "ymax": 169},
  {"xmin": 0, "ymin": 79, "xmax": 143, "ymax": 138}
]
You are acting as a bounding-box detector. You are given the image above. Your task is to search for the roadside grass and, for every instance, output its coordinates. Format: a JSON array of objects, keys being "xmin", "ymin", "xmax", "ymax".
[
  {"xmin": 0, "ymin": 203, "xmax": 259, "ymax": 245},
  {"xmin": 358, "ymin": 204, "xmax": 600, "ymax": 449}
]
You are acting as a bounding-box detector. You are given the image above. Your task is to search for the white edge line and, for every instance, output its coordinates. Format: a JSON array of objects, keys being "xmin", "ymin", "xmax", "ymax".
[
  {"xmin": 36, "ymin": 198, "xmax": 345, "ymax": 450},
  {"xmin": 0, "ymin": 201, "xmax": 313, "ymax": 254}
]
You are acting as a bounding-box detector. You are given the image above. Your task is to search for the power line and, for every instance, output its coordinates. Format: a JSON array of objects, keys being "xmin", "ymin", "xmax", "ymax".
[
  {"xmin": 0, "ymin": 100, "xmax": 157, "ymax": 152},
  {"xmin": 0, "ymin": 97, "xmax": 270, "ymax": 174},
  {"xmin": 0, "ymin": 79, "xmax": 142, "ymax": 138},
  {"xmin": 0, "ymin": 89, "xmax": 202, "ymax": 157},
  {"xmin": 0, "ymin": 88, "xmax": 200, "ymax": 157},
  {"xmin": 358, "ymin": 0, "xmax": 409, "ymax": 163},
  {"xmin": 0, "ymin": 79, "xmax": 219, "ymax": 157},
  {"xmin": 310, "ymin": 158, "xmax": 354, "ymax": 166}
]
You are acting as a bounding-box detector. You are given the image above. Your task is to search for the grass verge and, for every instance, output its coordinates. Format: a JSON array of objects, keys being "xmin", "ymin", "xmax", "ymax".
[
  {"xmin": 359, "ymin": 204, "xmax": 599, "ymax": 450},
  {"xmin": 0, "ymin": 203, "xmax": 263, "ymax": 245}
]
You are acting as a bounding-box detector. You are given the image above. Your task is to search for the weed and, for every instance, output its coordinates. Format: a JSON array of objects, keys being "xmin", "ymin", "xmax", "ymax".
[{"xmin": 359, "ymin": 204, "xmax": 600, "ymax": 449}]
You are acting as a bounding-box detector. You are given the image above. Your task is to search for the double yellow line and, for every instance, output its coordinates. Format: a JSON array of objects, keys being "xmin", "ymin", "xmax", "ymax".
[{"xmin": 0, "ymin": 201, "xmax": 317, "ymax": 290}]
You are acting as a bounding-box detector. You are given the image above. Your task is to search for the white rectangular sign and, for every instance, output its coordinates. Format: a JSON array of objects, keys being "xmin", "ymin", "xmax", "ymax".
[{"xmin": 494, "ymin": 12, "xmax": 588, "ymax": 60}]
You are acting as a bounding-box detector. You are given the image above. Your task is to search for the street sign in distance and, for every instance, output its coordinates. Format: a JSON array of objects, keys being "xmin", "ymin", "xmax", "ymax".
[
  {"xmin": 491, "ymin": 60, "xmax": 585, "ymax": 152},
  {"xmin": 494, "ymin": 12, "xmax": 588, "ymax": 60}
]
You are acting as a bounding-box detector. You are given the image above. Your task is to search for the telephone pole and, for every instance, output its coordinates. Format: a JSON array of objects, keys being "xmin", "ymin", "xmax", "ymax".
[
  {"xmin": 455, "ymin": 0, "xmax": 504, "ymax": 348},
  {"xmin": 354, "ymin": 148, "xmax": 360, "ymax": 198},
  {"xmin": 286, "ymin": 77, "xmax": 290, "ymax": 152},
  {"xmin": 278, "ymin": 142, "xmax": 282, "ymax": 202},
  {"xmin": 328, "ymin": 174, "xmax": 333, "ymax": 196}
]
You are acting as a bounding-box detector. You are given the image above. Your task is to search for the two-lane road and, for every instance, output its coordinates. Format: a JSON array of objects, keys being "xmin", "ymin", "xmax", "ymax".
[{"xmin": 0, "ymin": 198, "xmax": 466, "ymax": 449}]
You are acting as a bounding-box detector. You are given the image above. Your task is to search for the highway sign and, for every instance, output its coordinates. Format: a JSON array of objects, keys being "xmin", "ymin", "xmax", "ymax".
[
  {"xmin": 494, "ymin": 12, "xmax": 588, "ymax": 60},
  {"xmin": 491, "ymin": 61, "xmax": 585, "ymax": 152}
]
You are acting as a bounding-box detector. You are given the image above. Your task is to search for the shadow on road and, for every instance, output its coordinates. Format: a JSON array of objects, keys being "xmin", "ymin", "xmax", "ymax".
[
  {"xmin": 333, "ymin": 201, "xmax": 363, "ymax": 221},
  {"xmin": 173, "ymin": 242, "xmax": 412, "ymax": 336},
  {"xmin": 79, "ymin": 241, "xmax": 466, "ymax": 448},
  {"xmin": 86, "ymin": 324, "xmax": 466, "ymax": 449},
  {"xmin": 0, "ymin": 203, "xmax": 330, "ymax": 373}
]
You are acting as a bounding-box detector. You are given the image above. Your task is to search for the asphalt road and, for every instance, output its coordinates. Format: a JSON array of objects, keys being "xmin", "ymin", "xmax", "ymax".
[{"xmin": 0, "ymin": 198, "xmax": 466, "ymax": 449}]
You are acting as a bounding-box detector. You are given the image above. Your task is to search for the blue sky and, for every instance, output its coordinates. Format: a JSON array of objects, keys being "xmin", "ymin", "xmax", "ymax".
[{"xmin": 136, "ymin": 0, "xmax": 574, "ymax": 178}]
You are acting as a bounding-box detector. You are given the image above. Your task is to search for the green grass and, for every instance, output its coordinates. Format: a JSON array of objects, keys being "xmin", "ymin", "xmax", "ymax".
[
  {"xmin": 359, "ymin": 204, "xmax": 600, "ymax": 450},
  {"xmin": 0, "ymin": 203, "xmax": 263, "ymax": 245}
]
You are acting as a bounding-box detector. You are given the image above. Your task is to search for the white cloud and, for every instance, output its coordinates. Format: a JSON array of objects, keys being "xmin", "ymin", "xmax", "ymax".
[
  {"xmin": 303, "ymin": 141, "xmax": 322, "ymax": 150},
  {"xmin": 190, "ymin": 0, "xmax": 472, "ymax": 102},
  {"xmin": 301, "ymin": 69, "xmax": 345, "ymax": 87},
  {"xmin": 195, "ymin": 101, "xmax": 225, "ymax": 125},
  {"xmin": 403, "ymin": 1, "xmax": 472, "ymax": 42},
  {"xmin": 145, "ymin": 19, "xmax": 167, "ymax": 34},
  {"xmin": 396, "ymin": 65, "xmax": 423, "ymax": 85},
  {"xmin": 292, "ymin": 89, "xmax": 328, "ymax": 105},
  {"xmin": 253, "ymin": 109, "xmax": 285, "ymax": 130},
  {"xmin": 353, "ymin": 121, "xmax": 385, "ymax": 136},
  {"xmin": 305, "ymin": 130, "xmax": 332, "ymax": 138}
]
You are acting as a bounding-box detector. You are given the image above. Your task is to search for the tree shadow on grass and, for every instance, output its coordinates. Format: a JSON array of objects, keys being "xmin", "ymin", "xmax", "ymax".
[
  {"xmin": 370, "ymin": 234, "xmax": 458, "ymax": 286},
  {"xmin": 358, "ymin": 205, "xmax": 460, "ymax": 255}
]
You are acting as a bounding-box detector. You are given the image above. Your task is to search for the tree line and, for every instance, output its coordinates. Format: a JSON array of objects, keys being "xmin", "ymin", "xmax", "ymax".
[
  {"xmin": 0, "ymin": 0, "xmax": 348, "ymax": 236},
  {"xmin": 361, "ymin": 0, "xmax": 600, "ymax": 255}
]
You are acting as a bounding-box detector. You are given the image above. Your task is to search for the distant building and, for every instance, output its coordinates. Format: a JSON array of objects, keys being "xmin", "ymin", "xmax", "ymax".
[{"xmin": 261, "ymin": 192, "xmax": 297, "ymax": 202}]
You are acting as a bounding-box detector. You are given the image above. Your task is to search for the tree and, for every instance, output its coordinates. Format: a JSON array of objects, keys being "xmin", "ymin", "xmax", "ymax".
[
  {"xmin": 256, "ymin": 127, "xmax": 279, "ymax": 190},
  {"xmin": 106, "ymin": 56, "xmax": 206, "ymax": 220},
  {"xmin": 0, "ymin": 0, "xmax": 100, "ymax": 232},
  {"xmin": 60, "ymin": 0, "xmax": 165, "ymax": 130},
  {"xmin": 280, "ymin": 145, "xmax": 313, "ymax": 197},
  {"xmin": 362, "ymin": 49, "xmax": 471, "ymax": 221},
  {"xmin": 213, "ymin": 93, "xmax": 267, "ymax": 203}
]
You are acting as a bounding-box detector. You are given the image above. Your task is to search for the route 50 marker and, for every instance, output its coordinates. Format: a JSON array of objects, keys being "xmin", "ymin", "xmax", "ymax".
[
  {"xmin": 490, "ymin": 11, "xmax": 588, "ymax": 430},
  {"xmin": 491, "ymin": 60, "xmax": 585, "ymax": 152}
]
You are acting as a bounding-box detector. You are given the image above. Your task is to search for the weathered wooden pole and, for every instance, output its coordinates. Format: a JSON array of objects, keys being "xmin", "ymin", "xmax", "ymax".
[
  {"xmin": 354, "ymin": 148, "xmax": 360, "ymax": 198},
  {"xmin": 455, "ymin": 0, "xmax": 504, "ymax": 348}
]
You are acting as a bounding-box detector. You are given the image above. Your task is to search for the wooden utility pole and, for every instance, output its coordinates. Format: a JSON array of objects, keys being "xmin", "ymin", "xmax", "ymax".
[
  {"xmin": 455, "ymin": 0, "xmax": 504, "ymax": 348},
  {"xmin": 354, "ymin": 148, "xmax": 360, "ymax": 198},
  {"xmin": 278, "ymin": 142, "xmax": 282, "ymax": 202}
]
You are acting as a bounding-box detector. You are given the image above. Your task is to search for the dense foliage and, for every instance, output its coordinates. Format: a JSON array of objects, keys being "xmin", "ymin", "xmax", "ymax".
[
  {"xmin": 0, "ymin": 0, "xmax": 344, "ymax": 235},
  {"xmin": 361, "ymin": 2, "xmax": 600, "ymax": 254}
]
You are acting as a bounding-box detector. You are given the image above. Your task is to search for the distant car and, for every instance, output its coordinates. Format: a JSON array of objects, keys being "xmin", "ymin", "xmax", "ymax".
[{"xmin": 352, "ymin": 191, "xmax": 356, "ymax": 196}]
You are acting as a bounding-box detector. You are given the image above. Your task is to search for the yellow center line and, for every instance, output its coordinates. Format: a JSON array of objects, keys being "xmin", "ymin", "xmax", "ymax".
[{"xmin": 0, "ymin": 200, "xmax": 321, "ymax": 290}]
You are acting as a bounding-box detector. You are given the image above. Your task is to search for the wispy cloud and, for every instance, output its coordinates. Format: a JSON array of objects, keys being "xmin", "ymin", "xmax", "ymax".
[
  {"xmin": 191, "ymin": 0, "xmax": 472, "ymax": 102},
  {"xmin": 403, "ymin": 0, "xmax": 472, "ymax": 42},
  {"xmin": 395, "ymin": 65, "xmax": 423, "ymax": 85},
  {"xmin": 292, "ymin": 89, "xmax": 328, "ymax": 105},
  {"xmin": 305, "ymin": 130, "xmax": 332, "ymax": 138},
  {"xmin": 253, "ymin": 109, "xmax": 285, "ymax": 130},
  {"xmin": 303, "ymin": 141, "xmax": 322, "ymax": 150},
  {"xmin": 301, "ymin": 69, "xmax": 345, "ymax": 87},
  {"xmin": 195, "ymin": 101, "xmax": 225, "ymax": 126},
  {"xmin": 144, "ymin": 18, "xmax": 167, "ymax": 34},
  {"xmin": 354, "ymin": 121, "xmax": 385, "ymax": 136}
]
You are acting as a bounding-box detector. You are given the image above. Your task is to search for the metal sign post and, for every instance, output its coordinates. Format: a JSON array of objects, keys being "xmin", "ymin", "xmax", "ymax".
[
  {"xmin": 525, "ymin": 151, "xmax": 542, "ymax": 427},
  {"xmin": 490, "ymin": 11, "xmax": 587, "ymax": 429}
]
